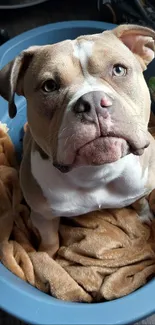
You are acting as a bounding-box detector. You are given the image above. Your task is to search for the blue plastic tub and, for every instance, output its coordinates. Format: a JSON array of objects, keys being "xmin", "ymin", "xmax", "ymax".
[{"xmin": 0, "ymin": 20, "xmax": 154, "ymax": 325}]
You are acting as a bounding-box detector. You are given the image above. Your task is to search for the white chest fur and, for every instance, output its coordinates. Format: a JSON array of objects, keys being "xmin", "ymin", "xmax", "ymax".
[{"xmin": 31, "ymin": 151, "xmax": 148, "ymax": 217}]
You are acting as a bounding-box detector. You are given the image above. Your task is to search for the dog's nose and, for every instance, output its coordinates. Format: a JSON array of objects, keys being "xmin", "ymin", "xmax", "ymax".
[{"xmin": 73, "ymin": 91, "xmax": 112, "ymax": 116}]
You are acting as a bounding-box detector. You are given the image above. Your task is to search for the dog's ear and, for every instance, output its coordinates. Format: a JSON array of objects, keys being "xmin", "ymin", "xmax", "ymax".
[
  {"xmin": 112, "ymin": 24, "xmax": 155, "ymax": 69},
  {"xmin": 0, "ymin": 46, "xmax": 40, "ymax": 118}
]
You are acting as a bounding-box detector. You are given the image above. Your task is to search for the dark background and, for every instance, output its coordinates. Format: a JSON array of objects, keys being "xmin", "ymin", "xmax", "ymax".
[{"xmin": 0, "ymin": 0, "xmax": 100, "ymax": 39}]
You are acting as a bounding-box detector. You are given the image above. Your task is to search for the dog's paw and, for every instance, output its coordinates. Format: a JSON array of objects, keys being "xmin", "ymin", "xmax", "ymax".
[
  {"xmin": 138, "ymin": 202, "xmax": 154, "ymax": 225},
  {"xmin": 39, "ymin": 240, "xmax": 59, "ymax": 258}
]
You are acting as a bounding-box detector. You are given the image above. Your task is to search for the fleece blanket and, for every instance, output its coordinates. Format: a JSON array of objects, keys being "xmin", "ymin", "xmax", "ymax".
[{"xmin": 0, "ymin": 121, "xmax": 155, "ymax": 302}]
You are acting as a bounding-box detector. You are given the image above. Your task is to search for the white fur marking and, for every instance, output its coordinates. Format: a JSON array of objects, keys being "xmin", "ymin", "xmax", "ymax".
[
  {"xmin": 31, "ymin": 151, "xmax": 148, "ymax": 218},
  {"xmin": 73, "ymin": 40, "xmax": 94, "ymax": 60},
  {"xmin": 66, "ymin": 41, "xmax": 112, "ymax": 111}
]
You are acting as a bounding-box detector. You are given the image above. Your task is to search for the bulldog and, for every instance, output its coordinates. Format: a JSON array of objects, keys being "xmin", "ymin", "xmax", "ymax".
[{"xmin": 0, "ymin": 24, "xmax": 155, "ymax": 256}]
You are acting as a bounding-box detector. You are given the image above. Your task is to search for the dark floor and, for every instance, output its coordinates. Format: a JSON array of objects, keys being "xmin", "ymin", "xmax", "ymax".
[{"xmin": 0, "ymin": 1, "xmax": 154, "ymax": 324}]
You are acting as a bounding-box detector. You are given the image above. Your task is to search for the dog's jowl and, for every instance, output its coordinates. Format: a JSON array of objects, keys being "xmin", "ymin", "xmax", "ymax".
[{"xmin": 0, "ymin": 24, "xmax": 155, "ymax": 255}]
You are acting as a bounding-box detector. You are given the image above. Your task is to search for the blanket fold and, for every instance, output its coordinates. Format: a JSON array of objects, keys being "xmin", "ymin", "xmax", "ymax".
[{"xmin": 0, "ymin": 122, "xmax": 155, "ymax": 302}]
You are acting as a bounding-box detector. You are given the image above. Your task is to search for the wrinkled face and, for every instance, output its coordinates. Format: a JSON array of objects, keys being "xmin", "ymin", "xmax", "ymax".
[{"xmin": 22, "ymin": 32, "xmax": 151, "ymax": 172}]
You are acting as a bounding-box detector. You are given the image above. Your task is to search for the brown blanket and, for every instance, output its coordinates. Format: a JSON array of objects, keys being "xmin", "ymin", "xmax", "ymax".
[{"xmin": 0, "ymin": 123, "xmax": 155, "ymax": 302}]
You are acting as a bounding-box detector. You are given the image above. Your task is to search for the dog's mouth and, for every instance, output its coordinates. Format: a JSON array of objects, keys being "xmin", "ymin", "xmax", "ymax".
[
  {"xmin": 53, "ymin": 135, "xmax": 149, "ymax": 173},
  {"xmin": 53, "ymin": 163, "xmax": 71, "ymax": 173},
  {"xmin": 75, "ymin": 136, "xmax": 130, "ymax": 166}
]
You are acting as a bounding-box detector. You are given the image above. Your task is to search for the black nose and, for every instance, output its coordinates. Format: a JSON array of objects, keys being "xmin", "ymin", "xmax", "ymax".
[
  {"xmin": 73, "ymin": 91, "xmax": 112, "ymax": 116},
  {"xmin": 73, "ymin": 98, "xmax": 91, "ymax": 114}
]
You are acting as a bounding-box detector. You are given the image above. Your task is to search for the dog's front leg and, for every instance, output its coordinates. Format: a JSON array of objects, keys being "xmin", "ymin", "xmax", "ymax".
[
  {"xmin": 31, "ymin": 211, "xmax": 60, "ymax": 257},
  {"xmin": 132, "ymin": 196, "xmax": 154, "ymax": 224}
]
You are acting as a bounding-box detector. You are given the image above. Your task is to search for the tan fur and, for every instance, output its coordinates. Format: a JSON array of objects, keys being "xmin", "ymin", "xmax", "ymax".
[{"xmin": 0, "ymin": 24, "xmax": 155, "ymax": 255}]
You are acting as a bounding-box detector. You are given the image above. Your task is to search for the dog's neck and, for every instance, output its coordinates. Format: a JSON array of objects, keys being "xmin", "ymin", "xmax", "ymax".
[
  {"xmin": 33, "ymin": 151, "xmax": 138, "ymax": 189},
  {"xmin": 31, "ymin": 149, "xmax": 148, "ymax": 217}
]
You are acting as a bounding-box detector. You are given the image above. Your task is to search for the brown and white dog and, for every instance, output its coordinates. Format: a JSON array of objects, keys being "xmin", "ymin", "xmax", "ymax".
[{"xmin": 0, "ymin": 24, "xmax": 155, "ymax": 256}]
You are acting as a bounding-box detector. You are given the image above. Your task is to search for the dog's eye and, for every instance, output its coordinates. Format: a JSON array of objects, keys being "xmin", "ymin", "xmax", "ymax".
[
  {"xmin": 42, "ymin": 79, "xmax": 58, "ymax": 92},
  {"xmin": 112, "ymin": 65, "xmax": 127, "ymax": 77}
]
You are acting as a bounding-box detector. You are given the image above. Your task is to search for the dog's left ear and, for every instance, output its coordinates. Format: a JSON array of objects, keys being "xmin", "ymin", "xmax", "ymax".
[{"xmin": 112, "ymin": 24, "xmax": 155, "ymax": 69}]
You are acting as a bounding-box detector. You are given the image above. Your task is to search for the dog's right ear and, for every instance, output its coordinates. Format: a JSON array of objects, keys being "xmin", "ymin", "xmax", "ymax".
[{"xmin": 0, "ymin": 46, "xmax": 40, "ymax": 118}]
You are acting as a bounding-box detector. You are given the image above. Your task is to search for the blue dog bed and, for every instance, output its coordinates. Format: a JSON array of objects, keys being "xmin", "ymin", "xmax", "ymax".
[{"xmin": 0, "ymin": 20, "xmax": 154, "ymax": 325}]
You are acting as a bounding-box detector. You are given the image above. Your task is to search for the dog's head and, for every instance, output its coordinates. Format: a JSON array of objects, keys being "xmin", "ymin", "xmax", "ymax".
[{"xmin": 0, "ymin": 24, "xmax": 155, "ymax": 172}]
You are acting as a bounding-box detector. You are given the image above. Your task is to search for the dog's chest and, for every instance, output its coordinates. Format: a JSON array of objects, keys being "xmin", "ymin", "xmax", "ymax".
[{"xmin": 31, "ymin": 152, "xmax": 148, "ymax": 217}]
